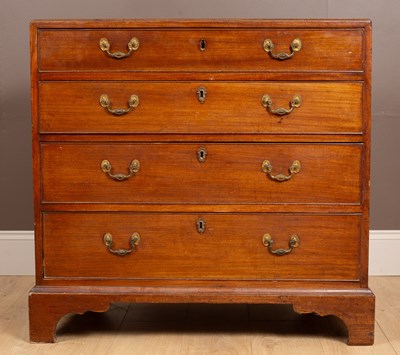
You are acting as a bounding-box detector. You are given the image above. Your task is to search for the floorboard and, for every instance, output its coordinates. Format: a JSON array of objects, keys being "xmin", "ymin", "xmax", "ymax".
[{"xmin": 0, "ymin": 276, "xmax": 399, "ymax": 354}]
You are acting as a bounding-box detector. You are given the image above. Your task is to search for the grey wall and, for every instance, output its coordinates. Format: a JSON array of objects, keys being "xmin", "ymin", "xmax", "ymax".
[{"xmin": 0, "ymin": 0, "xmax": 399, "ymax": 230}]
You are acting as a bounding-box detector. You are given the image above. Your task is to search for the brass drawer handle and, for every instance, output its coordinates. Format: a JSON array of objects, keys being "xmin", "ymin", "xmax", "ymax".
[
  {"xmin": 263, "ymin": 38, "xmax": 302, "ymax": 60},
  {"xmin": 101, "ymin": 159, "xmax": 140, "ymax": 181},
  {"xmin": 103, "ymin": 232, "xmax": 140, "ymax": 256},
  {"xmin": 262, "ymin": 234, "xmax": 300, "ymax": 256},
  {"xmin": 262, "ymin": 160, "xmax": 301, "ymax": 182},
  {"xmin": 99, "ymin": 37, "xmax": 139, "ymax": 59},
  {"xmin": 100, "ymin": 94, "xmax": 139, "ymax": 116},
  {"xmin": 261, "ymin": 94, "xmax": 302, "ymax": 116}
]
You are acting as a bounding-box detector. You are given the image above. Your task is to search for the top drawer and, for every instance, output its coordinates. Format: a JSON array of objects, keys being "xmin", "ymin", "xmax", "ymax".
[{"xmin": 37, "ymin": 29, "xmax": 364, "ymax": 73}]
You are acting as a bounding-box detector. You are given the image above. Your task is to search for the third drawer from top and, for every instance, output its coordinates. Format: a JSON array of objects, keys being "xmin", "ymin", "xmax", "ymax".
[{"xmin": 41, "ymin": 143, "xmax": 362, "ymax": 205}]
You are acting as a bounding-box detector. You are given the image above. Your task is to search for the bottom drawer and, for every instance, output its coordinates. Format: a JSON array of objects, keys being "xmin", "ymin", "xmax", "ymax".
[{"xmin": 42, "ymin": 213, "xmax": 360, "ymax": 281}]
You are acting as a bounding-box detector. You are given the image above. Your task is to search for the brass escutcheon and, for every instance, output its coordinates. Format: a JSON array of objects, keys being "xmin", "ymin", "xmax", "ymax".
[
  {"xmin": 199, "ymin": 38, "xmax": 207, "ymax": 51},
  {"xmin": 196, "ymin": 218, "xmax": 206, "ymax": 234},
  {"xmin": 196, "ymin": 87, "xmax": 207, "ymax": 103},
  {"xmin": 197, "ymin": 147, "xmax": 208, "ymax": 163}
]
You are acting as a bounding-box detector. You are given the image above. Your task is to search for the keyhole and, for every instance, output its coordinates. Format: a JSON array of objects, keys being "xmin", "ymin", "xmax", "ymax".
[
  {"xmin": 197, "ymin": 147, "xmax": 207, "ymax": 163},
  {"xmin": 199, "ymin": 39, "xmax": 206, "ymax": 51},
  {"xmin": 196, "ymin": 218, "xmax": 206, "ymax": 234},
  {"xmin": 196, "ymin": 87, "xmax": 207, "ymax": 103}
]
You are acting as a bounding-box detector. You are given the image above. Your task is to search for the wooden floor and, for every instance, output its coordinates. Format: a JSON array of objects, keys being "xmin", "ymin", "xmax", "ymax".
[{"xmin": 0, "ymin": 277, "xmax": 399, "ymax": 354}]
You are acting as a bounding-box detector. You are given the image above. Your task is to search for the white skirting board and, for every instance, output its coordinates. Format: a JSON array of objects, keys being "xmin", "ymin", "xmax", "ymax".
[
  {"xmin": 0, "ymin": 231, "xmax": 35, "ymax": 276},
  {"xmin": 0, "ymin": 230, "xmax": 399, "ymax": 276},
  {"xmin": 369, "ymin": 231, "xmax": 400, "ymax": 276}
]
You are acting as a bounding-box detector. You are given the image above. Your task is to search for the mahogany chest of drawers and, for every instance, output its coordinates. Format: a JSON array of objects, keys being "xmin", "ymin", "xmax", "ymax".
[{"xmin": 29, "ymin": 19, "xmax": 374, "ymax": 345}]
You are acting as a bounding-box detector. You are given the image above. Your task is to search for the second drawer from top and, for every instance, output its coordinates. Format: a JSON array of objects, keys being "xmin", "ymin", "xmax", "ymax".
[{"xmin": 39, "ymin": 81, "xmax": 363, "ymax": 134}]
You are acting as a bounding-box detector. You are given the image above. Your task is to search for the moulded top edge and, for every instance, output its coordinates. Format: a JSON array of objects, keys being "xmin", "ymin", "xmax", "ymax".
[{"xmin": 30, "ymin": 18, "xmax": 372, "ymax": 30}]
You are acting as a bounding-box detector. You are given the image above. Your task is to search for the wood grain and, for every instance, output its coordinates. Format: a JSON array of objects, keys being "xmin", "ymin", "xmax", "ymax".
[
  {"xmin": 3, "ymin": 276, "xmax": 398, "ymax": 354},
  {"xmin": 38, "ymin": 29, "xmax": 363, "ymax": 72},
  {"xmin": 369, "ymin": 277, "xmax": 400, "ymax": 353},
  {"xmin": 31, "ymin": 19, "xmax": 372, "ymax": 29},
  {"xmin": 28, "ymin": 286, "xmax": 375, "ymax": 344},
  {"xmin": 42, "ymin": 213, "xmax": 361, "ymax": 280},
  {"xmin": 30, "ymin": 19, "xmax": 373, "ymax": 345},
  {"xmin": 39, "ymin": 81, "xmax": 363, "ymax": 134},
  {"xmin": 40, "ymin": 143, "xmax": 362, "ymax": 204}
]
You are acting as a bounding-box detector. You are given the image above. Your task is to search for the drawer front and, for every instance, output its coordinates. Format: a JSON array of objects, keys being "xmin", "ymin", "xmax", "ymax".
[
  {"xmin": 41, "ymin": 143, "xmax": 362, "ymax": 204},
  {"xmin": 39, "ymin": 82, "xmax": 363, "ymax": 134},
  {"xmin": 43, "ymin": 213, "xmax": 360, "ymax": 281},
  {"xmin": 38, "ymin": 29, "xmax": 363, "ymax": 72}
]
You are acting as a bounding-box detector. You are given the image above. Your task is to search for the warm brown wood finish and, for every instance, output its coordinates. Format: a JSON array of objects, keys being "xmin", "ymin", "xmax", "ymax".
[
  {"xmin": 30, "ymin": 19, "xmax": 373, "ymax": 345},
  {"xmin": 28, "ymin": 287, "xmax": 375, "ymax": 345},
  {"xmin": 42, "ymin": 213, "xmax": 361, "ymax": 280},
  {"xmin": 39, "ymin": 82, "xmax": 363, "ymax": 134},
  {"xmin": 38, "ymin": 29, "xmax": 363, "ymax": 72},
  {"xmin": 11, "ymin": 276, "xmax": 400, "ymax": 352},
  {"xmin": 41, "ymin": 143, "xmax": 362, "ymax": 204}
]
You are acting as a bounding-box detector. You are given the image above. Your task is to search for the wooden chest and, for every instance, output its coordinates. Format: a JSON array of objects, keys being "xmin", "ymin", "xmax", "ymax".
[{"xmin": 29, "ymin": 19, "xmax": 374, "ymax": 345}]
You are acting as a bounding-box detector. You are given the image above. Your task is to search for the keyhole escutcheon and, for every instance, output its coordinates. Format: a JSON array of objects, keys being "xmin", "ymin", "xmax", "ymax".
[
  {"xmin": 197, "ymin": 87, "xmax": 207, "ymax": 103},
  {"xmin": 199, "ymin": 39, "xmax": 206, "ymax": 51},
  {"xmin": 197, "ymin": 147, "xmax": 208, "ymax": 163},
  {"xmin": 196, "ymin": 218, "xmax": 206, "ymax": 234}
]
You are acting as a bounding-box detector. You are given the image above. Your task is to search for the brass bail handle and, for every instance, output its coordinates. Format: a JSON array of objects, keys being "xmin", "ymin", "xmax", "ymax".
[
  {"xmin": 262, "ymin": 94, "xmax": 302, "ymax": 116},
  {"xmin": 100, "ymin": 94, "xmax": 139, "ymax": 116},
  {"xmin": 99, "ymin": 37, "xmax": 139, "ymax": 59},
  {"xmin": 262, "ymin": 234, "xmax": 300, "ymax": 256},
  {"xmin": 103, "ymin": 232, "xmax": 141, "ymax": 256},
  {"xmin": 262, "ymin": 160, "xmax": 301, "ymax": 182},
  {"xmin": 101, "ymin": 159, "xmax": 140, "ymax": 181},
  {"xmin": 263, "ymin": 38, "xmax": 302, "ymax": 60}
]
